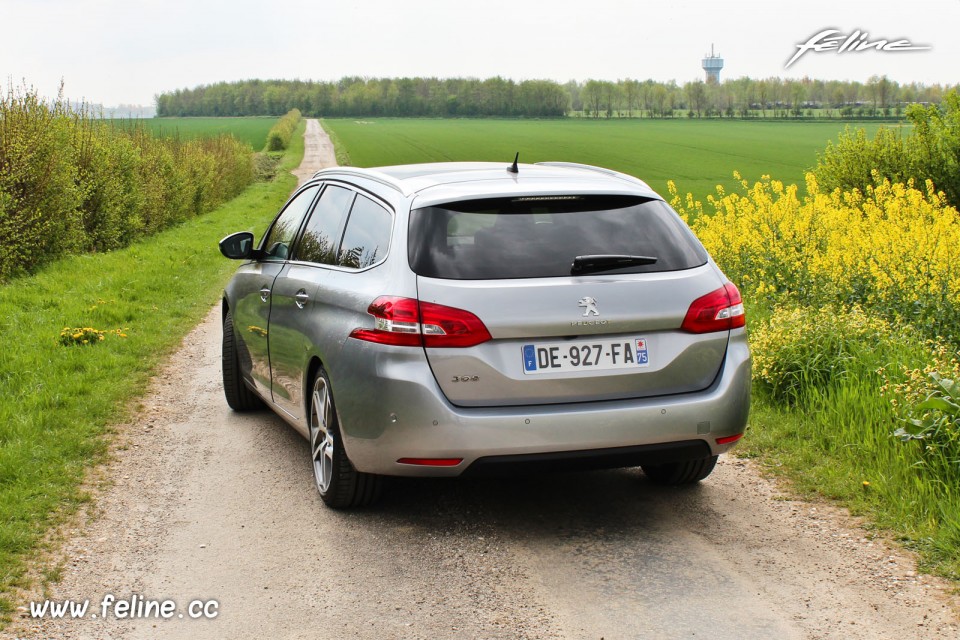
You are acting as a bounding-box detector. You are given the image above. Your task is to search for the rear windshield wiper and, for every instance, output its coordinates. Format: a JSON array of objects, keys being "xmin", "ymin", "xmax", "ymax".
[{"xmin": 571, "ymin": 254, "xmax": 658, "ymax": 275}]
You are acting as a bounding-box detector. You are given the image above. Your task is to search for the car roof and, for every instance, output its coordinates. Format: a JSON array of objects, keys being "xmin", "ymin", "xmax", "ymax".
[{"xmin": 311, "ymin": 162, "xmax": 662, "ymax": 207}]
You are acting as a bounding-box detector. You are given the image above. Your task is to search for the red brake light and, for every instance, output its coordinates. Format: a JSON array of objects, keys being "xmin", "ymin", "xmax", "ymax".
[
  {"xmin": 397, "ymin": 457, "xmax": 464, "ymax": 467},
  {"xmin": 681, "ymin": 283, "xmax": 746, "ymax": 334},
  {"xmin": 349, "ymin": 296, "xmax": 492, "ymax": 348},
  {"xmin": 420, "ymin": 301, "xmax": 492, "ymax": 348}
]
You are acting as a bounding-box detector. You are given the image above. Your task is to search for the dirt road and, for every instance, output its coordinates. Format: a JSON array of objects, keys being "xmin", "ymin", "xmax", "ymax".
[{"xmin": 9, "ymin": 121, "xmax": 960, "ymax": 640}]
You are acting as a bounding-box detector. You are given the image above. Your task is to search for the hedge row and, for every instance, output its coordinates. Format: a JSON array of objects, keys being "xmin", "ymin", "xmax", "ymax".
[
  {"xmin": 813, "ymin": 90, "xmax": 960, "ymax": 207},
  {"xmin": 265, "ymin": 108, "xmax": 301, "ymax": 151},
  {"xmin": 0, "ymin": 87, "xmax": 255, "ymax": 281}
]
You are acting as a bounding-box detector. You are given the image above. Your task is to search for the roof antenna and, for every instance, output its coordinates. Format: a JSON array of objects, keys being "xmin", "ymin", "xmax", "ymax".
[{"xmin": 507, "ymin": 152, "xmax": 519, "ymax": 174}]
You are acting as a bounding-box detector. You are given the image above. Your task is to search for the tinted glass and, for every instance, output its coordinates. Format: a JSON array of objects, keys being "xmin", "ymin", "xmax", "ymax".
[
  {"xmin": 296, "ymin": 185, "xmax": 355, "ymax": 265},
  {"xmin": 408, "ymin": 195, "xmax": 708, "ymax": 279},
  {"xmin": 338, "ymin": 195, "xmax": 392, "ymax": 269},
  {"xmin": 262, "ymin": 185, "xmax": 320, "ymax": 261}
]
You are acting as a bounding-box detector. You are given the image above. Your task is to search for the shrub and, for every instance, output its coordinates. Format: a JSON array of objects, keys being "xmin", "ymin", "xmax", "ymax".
[
  {"xmin": 813, "ymin": 90, "xmax": 960, "ymax": 207},
  {"xmin": 0, "ymin": 88, "xmax": 85, "ymax": 278},
  {"xmin": 265, "ymin": 108, "xmax": 302, "ymax": 151},
  {"xmin": 0, "ymin": 86, "xmax": 256, "ymax": 279}
]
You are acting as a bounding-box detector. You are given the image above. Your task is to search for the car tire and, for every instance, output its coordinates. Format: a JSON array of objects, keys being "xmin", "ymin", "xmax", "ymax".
[
  {"xmin": 222, "ymin": 310, "xmax": 264, "ymax": 411},
  {"xmin": 641, "ymin": 455, "xmax": 718, "ymax": 485},
  {"xmin": 309, "ymin": 368, "xmax": 382, "ymax": 508}
]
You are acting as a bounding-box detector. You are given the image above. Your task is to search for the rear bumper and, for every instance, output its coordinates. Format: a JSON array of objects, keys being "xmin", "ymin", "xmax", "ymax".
[
  {"xmin": 462, "ymin": 440, "xmax": 713, "ymax": 477},
  {"xmin": 333, "ymin": 331, "xmax": 751, "ymax": 477}
]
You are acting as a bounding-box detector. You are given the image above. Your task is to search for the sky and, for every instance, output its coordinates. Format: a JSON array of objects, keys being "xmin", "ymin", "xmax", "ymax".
[{"xmin": 1, "ymin": 0, "xmax": 958, "ymax": 107}]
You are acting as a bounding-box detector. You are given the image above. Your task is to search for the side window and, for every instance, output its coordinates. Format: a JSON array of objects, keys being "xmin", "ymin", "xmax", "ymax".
[
  {"xmin": 338, "ymin": 195, "xmax": 392, "ymax": 269},
  {"xmin": 296, "ymin": 185, "xmax": 355, "ymax": 265},
  {"xmin": 262, "ymin": 185, "xmax": 319, "ymax": 261}
]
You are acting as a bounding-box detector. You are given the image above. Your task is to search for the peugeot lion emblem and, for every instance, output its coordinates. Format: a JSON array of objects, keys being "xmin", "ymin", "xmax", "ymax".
[{"xmin": 578, "ymin": 296, "xmax": 600, "ymax": 317}]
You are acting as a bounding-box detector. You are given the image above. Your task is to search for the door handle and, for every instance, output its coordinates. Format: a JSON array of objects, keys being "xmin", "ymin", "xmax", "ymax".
[
  {"xmin": 259, "ymin": 287, "xmax": 271, "ymax": 303},
  {"xmin": 295, "ymin": 290, "xmax": 309, "ymax": 309}
]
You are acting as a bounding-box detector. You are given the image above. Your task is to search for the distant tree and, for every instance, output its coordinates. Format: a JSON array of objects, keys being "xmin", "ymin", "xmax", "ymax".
[
  {"xmin": 622, "ymin": 79, "xmax": 640, "ymax": 117},
  {"xmin": 581, "ymin": 80, "xmax": 603, "ymax": 118},
  {"xmin": 685, "ymin": 80, "xmax": 707, "ymax": 118}
]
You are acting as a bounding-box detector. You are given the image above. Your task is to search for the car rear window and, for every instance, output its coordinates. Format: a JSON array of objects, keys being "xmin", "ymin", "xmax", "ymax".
[{"xmin": 407, "ymin": 195, "xmax": 708, "ymax": 280}]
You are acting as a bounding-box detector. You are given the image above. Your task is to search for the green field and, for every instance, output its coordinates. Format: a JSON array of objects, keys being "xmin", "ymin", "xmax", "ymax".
[
  {"xmin": 322, "ymin": 118, "xmax": 891, "ymax": 202},
  {"xmin": 131, "ymin": 117, "xmax": 277, "ymax": 150}
]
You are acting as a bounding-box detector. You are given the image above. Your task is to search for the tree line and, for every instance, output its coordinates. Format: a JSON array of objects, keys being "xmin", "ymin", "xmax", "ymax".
[{"xmin": 156, "ymin": 76, "xmax": 958, "ymax": 119}]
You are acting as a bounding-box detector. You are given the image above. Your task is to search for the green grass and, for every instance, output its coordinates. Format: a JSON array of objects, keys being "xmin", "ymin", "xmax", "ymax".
[
  {"xmin": 738, "ymin": 298, "xmax": 960, "ymax": 579},
  {"xmin": 0, "ymin": 121, "xmax": 305, "ymax": 620},
  {"xmin": 744, "ymin": 388, "xmax": 960, "ymax": 579},
  {"xmin": 321, "ymin": 118, "xmax": 891, "ymax": 203},
  {"xmin": 130, "ymin": 117, "xmax": 278, "ymax": 150}
]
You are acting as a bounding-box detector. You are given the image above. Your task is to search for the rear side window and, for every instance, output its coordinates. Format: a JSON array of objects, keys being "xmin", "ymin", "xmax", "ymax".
[
  {"xmin": 338, "ymin": 195, "xmax": 392, "ymax": 269},
  {"xmin": 296, "ymin": 185, "xmax": 355, "ymax": 265},
  {"xmin": 408, "ymin": 195, "xmax": 708, "ymax": 279}
]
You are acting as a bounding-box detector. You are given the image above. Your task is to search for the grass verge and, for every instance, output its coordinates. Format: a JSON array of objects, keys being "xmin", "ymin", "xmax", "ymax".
[
  {"xmin": 742, "ymin": 396, "xmax": 960, "ymax": 580},
  {"xmin": 738, "ymin": 304, "xmax": 960, "ymax": 582},
  {"xmin": 0, "ymin": 130, "xmax": 304, "ymax": 620},
  {"xmin": 319, "ymin": 119, "xmax": 351, "ymax": 167}
]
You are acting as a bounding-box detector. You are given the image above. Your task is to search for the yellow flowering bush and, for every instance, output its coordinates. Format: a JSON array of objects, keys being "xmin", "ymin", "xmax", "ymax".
[{"xmin": 671, "ymin": 172, "xmax": 960, "ymax": 337}]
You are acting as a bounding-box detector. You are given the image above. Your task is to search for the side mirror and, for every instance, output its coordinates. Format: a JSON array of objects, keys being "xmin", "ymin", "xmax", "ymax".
[{"xmin": 219, "ymin": 232, "xmax": 257, "ymax": 260}]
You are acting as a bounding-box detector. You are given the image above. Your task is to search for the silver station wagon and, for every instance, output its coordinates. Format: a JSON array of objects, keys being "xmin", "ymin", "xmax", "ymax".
[{"xmin": 219, "ymin": 161, "xmax": 751, "ymax": 508}]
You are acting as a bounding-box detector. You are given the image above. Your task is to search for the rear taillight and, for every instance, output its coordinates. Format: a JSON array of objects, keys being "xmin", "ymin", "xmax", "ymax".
[
  {"xmin": 349, "ymin": 296, "xmax": 492, "ymax": 348},
  {"xmin": 681, "ymin": 283, "xmax": 746, "ymax": 334}
]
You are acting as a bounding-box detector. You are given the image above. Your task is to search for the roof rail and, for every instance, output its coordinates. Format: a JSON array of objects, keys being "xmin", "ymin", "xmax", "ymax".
[
  {"xmin": 535, "ymin": 161, "xmax": 650, "ymax": 189},
  {"xmin": 310, "ymin": 167, "xmax": 409, "ymax": 196},
  {"xmin": 534, "ymin": 161, "xmax": 616, "ymax": 176}
]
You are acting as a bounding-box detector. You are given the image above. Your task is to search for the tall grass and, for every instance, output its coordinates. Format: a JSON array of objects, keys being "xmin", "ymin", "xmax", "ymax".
[
  {"xmin": 0, "ymin": 85, "xmax": 255, "ymax": 281},
  {"xmin": 745, "ymin": 345, "xmax": 960, "ymax": 578}
]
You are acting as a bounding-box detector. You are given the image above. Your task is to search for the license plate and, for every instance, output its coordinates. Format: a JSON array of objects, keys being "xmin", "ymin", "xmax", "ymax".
[{"xmin": 522, "ymin": 338, "xmax": 649, "ymax": 374}]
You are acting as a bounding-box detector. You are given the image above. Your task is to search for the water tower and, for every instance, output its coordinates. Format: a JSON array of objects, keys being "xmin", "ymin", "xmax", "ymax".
[{"xmin": 702, "ymin": 44, "xmax": 724, "ymax": 84}]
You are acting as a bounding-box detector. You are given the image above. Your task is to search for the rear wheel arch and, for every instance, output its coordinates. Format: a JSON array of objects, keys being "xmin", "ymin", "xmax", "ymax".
[{"xmin": 304, "ymin": 357, "xmax": 325, "ymax": 421}]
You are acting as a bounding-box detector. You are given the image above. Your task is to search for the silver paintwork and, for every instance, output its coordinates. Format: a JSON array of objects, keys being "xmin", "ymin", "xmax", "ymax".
[{"xmin": 223, "ymin": 162, "xmax": 751, "ymax": 477}]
